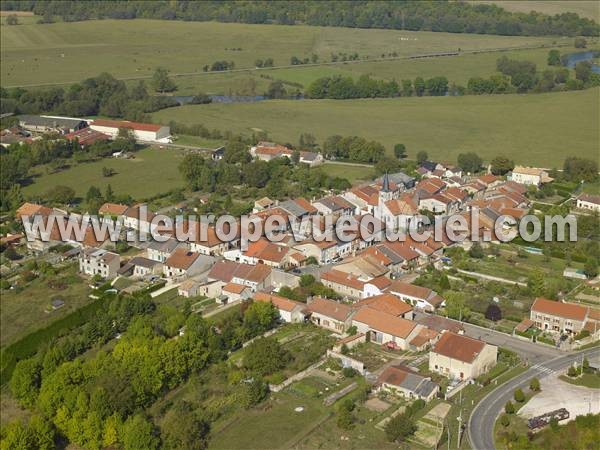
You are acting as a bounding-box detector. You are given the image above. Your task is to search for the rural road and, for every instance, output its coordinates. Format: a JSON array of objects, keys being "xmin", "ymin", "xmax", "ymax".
[{"xmin": 468, "ymin": 347, "xmax": 600, "ymax": 450}]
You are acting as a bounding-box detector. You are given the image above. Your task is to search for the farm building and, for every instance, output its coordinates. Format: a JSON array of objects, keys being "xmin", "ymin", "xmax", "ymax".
[
  {"xmin": 90, "ymin": 119, "xmax": 171, "ymax": 143},
  {"xmin": 19, "ymin": 115, "xmax": 87, "ymax": 134}
]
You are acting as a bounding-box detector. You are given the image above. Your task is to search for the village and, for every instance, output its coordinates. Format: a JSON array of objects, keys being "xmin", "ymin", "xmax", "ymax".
[{"xmin": 1, "ymin": 112, "xmax": 599, "ymax": 448}]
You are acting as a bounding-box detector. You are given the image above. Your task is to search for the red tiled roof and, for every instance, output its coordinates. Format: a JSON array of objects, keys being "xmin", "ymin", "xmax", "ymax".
[
  {"xmin": 352, "ymin": 306, "xmax": 416, "ymax": 338},
  {"xmin": 92, "ymin": 118, "xmax": 163, "ymax": 132},
  {"xmin": 410, "ymin": 327, "xmax": 438, "ymax": 347},
  {"xmin": 531, "ymin": 298, "xmax": 588, "ymax": 322},
  {"xmin": 98, "ymin": 202, "xmax": 128, "ymax": 216},
  {"xmin": 354, "ymin": 293, "xmax": 412, "ymax": 317},
  {"xmin": 16, "ymin": 202, "xmax": 53, "ymax": 218},
  {"xmin": 432, "ymin": 332, "xmax": 486, "ymax": 363},
  {"xmin": 223, "ymin": 282, "xmax": 248, "ymax": 295},
  {"xmin": 308, "ymin": 297, "xmax": 353, "ymax": 322},
  {"xmin": 65, "ymin": 128, "xmax": 110, "ymax": 146},
  {"xmin": 164, "ymin": 248, "xmax": 200, "ymax": 270},
  {"xmin": 321, "ymin": 269, "xmax": 365, "ymax": 290},
  {"xmin": 254, "ymin": 292, "xmax": 305, "ymax": 312}
]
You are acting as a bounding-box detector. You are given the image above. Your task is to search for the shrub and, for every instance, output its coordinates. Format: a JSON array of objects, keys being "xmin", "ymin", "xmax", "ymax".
[
  {"xmin": 385, "ymin": 413, "xmax": 416, "ymax": 442},
  {"xmin": 505, "ymin": 401, "xmax": 515, "ymax": 414},
  {"xmin": 567, "ymin": 365, "xmax": 579, "ymax": 377},
  {"xmin": 514, "ymin": 388, "xmax": 525, "ymax": 403},
  {"xmin": 342, "ymin": 367, "xmax": 357, "ymax": 378},
  {"xmin": 529, "ymin": 378, "xmax": 541, "ymax": 392},
  {"xmin": 500, "ymin": 414, "xmax": 510, "ymax": 427}
]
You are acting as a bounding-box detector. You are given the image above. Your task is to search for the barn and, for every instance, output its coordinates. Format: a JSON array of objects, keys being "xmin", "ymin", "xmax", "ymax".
[{"xmin": 90, "ymin": 119, "xmax": 171, "ymax": 143}]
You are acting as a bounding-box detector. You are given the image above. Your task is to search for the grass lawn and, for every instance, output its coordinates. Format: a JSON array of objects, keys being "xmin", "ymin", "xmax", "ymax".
[
  {"xmin": 22, "ymin": 147, "xmax": 187, "ymax": 201},
  {"xmin": 321, "ymin": 162, "xmax": 375, "ymax": 183},
  {"xmin": 0, "ymin": 19, "xmax": 558, "ymax": 87},
  {"xmin": 154, "ymin": 88, "xmax": 599, "ymax": 167},
  {"xmin": 0, "ymin": 263, "xmax": 91, "ymax": 347},
  {"xmin": 171, "ymin": 134, "xmax": 224, "ymax": 148},
  {"xmin": 559, "ymin": 373, "xmax": 600, "ymax": 389}
]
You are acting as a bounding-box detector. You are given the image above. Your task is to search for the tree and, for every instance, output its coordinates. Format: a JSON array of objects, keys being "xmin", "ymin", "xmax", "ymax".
[
  {"xmin": 444, "ymin": 291, "xmax": 470, "ymax": 321},
  {"xmin": 151, "ymin": 67, "xmax": 176, "ymax": 93},
  {"xmin": 505, "ymin": 401, "xmax": 515, "ymax": 414},
  {"xmin": 500, "ymin": 414, "xmax": 510, "ymax": 427},
  {"xmin": 457, "ymin": 152, "xmax": 483, "ymax": 173},
  {"xmin": 567, "ymin": 365, "xmax": 578, "ymax": 377},
  {"xmin": 240, "ymin": 378, "xmax": 269, "ymax": 409},
  {"xmin": 243, "ymin": 337, "xmax": 290, "ymax": 376},
  {"xmin": 527, "ymin": 270, "xmax": 546, "ymax": 297},
  {"xmin": 394, "ymin": 143, "xmax": 407, "ymax": 159},
  {"xmin": 529, "ymin": 377, "xmax": 541, "ymax": 392},
  {"xmin": 105, "ymin": 184, "xmax": 114, "ymax": 201},
  {"xmin": 102, "ymin": 166, "xmax": 115, "ymax": 177},
  {"xmin": 121, "ymin": 414, "xmax": 159, "ymax": 450},
  {"xmin": 469, "ymin": 242, "xmax": 484, "ymax": 258},
  {"xmin": 485, "ymin": 304, "xmax": 502, "ymax": 322},
  {"xmin": 45, "ymin": 185, "xmax": 76, "ymax": 205},
  {"xmin": 385, "ymin": 413, "xmax": 416, "ymax": 442},
  {"xmin": 6, "ymin": 14, "xmax": 19, "ymax": 25},
  {"xmin": 490, "ymin": 155, "xmax": 514, "ymax": 175},
  {"xmin": 584, "ymin": 257, "xmax": 598, "ymax": 279},
  {"xmin": 375, "ymin": 155, "xmax": 402, "ymax": 175},
  {"xmin": 10, "ymin": 359, "xmax": 41, "ymax": 408},
  {"xmin": 563, "ymin": 157, "xmax": 598, "ymax": 182},
  {"xmin": 414, "ymin": 77, "xmax": 425, "ymax": 96},
  {"xmin": 575, "ymin": 61, "xmax": 592, "ymax": 82},
  {"xmin": 514, "ymin": 388, "xmax": 525, "ymax": 403},
  {"xmin": 336, "ymin": 399, "xmax": 355, "ymax": 430},
  {"xmin": 86, "ymin": 185, "xmax": 103, "ymax": 204},
  {"xmin": 574, "ymin": 37, "xmax": 587, "ymax": 48},
  {"xmin": 401, "ymin": 79, "xmax": 413, "ymax": 97},
  {"xmin": 547, "ymin": 50, "xmax": 561, "ymax": 66},
  {"xmin": 266, "ymin": 80, "xmax": 287, "ymax": 99},
  {"xmin": 416, "ymin": 150, "xmax": 428, "ymax": 164},
  {"xmin": 161, "ymin": 402, "xmax": 210, "ymax": 450}
]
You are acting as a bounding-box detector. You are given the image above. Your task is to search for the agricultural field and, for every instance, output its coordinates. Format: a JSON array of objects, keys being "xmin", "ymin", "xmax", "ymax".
[
  {"xmin": 1, "ymin": 19, "xmax": 560, "ymax": 87},
  {"xmin": 154, "ymin": 88, "xmax": 599, "ymax": 167},
  {"xmin": 321, "ymin": 162, "xmax": 375, "ymax": 183},
  {"xmin": 22, "ymin": 147, "xmax": 187, "ymax": 201},
  {"xmin": 0, "ymin": 263, "xmax": 91, "ymax": 347},
  {"xmin": 471, "ymin": 1, "xmax": 600, "ymax": 21}
]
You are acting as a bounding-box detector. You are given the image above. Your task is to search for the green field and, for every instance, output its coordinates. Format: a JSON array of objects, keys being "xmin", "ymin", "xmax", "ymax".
[
  {"xmin": 154, "ymin": 88, "xmax": 599, "ymax": 167},
  {"xmin": 472, "ymin": 1, "xmax": 600, "ymax": 21},
  {"xmin": 0, "ymin": 19, "xmax": 559, "ymax": 87},
  {"xmin": 0, "ymin": 263, "xmax": 90, "ymax": 347},
  {"xmin": 22, "ymin": 147, "xmax": 187, "ymax": 200},
  {"xmin": 321, "ymin": 162, "xmax": 375, "ymax": 183}
]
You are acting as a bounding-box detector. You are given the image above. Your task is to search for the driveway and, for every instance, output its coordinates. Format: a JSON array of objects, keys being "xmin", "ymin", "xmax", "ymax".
[{"xmin": 519, "ymin": 373, "xmax": 600, "ymax": 422}]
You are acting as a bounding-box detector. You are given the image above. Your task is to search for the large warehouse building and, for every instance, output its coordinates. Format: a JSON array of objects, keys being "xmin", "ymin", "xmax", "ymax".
[{"xmin": 90, "ymin": 119, "xmax": 171, "ymax": 143}]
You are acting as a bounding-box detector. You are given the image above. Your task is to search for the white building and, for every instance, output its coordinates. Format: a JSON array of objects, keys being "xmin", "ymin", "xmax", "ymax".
[
  {"xmin": 90, "ymin": 119, "xmax": 171, "ymax": 143},
  {"xmin": 508, "ymin": 166, "xmax": 553, "ymax": 187},
  {"xmin": 576, "ymin": 193, "xmax": 600, "ymax": 212},
  {"xmin": 79, "ymin": 248, "xmax": 120, "ymax": 279},
  {"xmin": 429, "ymin": 332, "xmax": 497, "ymax": 380}
]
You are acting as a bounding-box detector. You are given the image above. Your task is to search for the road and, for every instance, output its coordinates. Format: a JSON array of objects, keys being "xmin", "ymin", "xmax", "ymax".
[
  {"xmin": 468, "ymin": 347, "xmax": 600, "ymax": 450},
  {"xmin": 413, "ymin": 312, "xmax": 562, "ymax": 365}
]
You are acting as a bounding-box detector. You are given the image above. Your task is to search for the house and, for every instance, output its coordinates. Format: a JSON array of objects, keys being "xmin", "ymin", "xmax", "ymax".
[
  {"xmin": 221, "ymin": 282, "xmax": 252, "ymax": 303},
  {"xmin": 98, "ymin": 202, "xmax": 129, "ymax": 218},
  {"xmin": 126, "ymin": 256, "xmax": 162, "ymax": 278},
  {"xmin": 147, "ymin": 238, "xmax": 184, "ymax": 263},
  {"xmin": 377, "ymin": 194, "xmax": 419, "ymax": 232},
  {"xmin": 376, "ymin": 366, "xmax": 439, "ymax": 401},
  {"xmin": 90, "ymin": 119, "xmax": 171, "ymax": 143},
  {"xmin": 306, "ymin": 297, "xmax": 354, "ymax": 333},
  {"xmin": 211, "ymin": 146, "xmax": 225, "ymax": 161},
  {"xmin": 377, "ymin": 172, "xmax": 416, "ymax": 190},
  {"xmin": 163, "ymin": 249, "xmax": 213, "ymax": 279},
  {"xmin": 429, "ymin": 332, "xmax": 497, "ymax": 380},
  {"xmin": 250, "ymin": 142, "xmax": 323, "ymax": 166},
  {"xmin": 333, "ymin": 255, "xmax": 388, "ymax": 280},
  {"xmin": 576, "ymin": 193, "xmax": 600, "ymax": 212},
  {"xmin": 79, "ymin": 248, "xmax": 120, "ymax": 279},
  {"xmin": 409, "ymin": 327, "xmax": 440, "ymax": 351},
  {"xmin": 353, "ymin": 293, "xmax": 413, "ymax": 320},
  {"xmin": 313, "ymin": 196, "xmax": 355, "ymax": 217},
  {"xmin": 207, "ymin": 260, "xmax": 272, "ymax": 292},
  {"xmin": 65, "ymin": 128, "xmax": 110, "ymax": 147},
  {"xmin": 387, "ymin": 281, "xmax": 445, "ymax": 312},
  {"xmin": 476, "ymin": 174, "xmax": 503, "ymax": 189},
  {"xmin": 18, "ymin": 115, "xmax": 87, "ymax": 134},
  {"xmin": 419, "ymin": 193, "xmax": 457, "ymax": 215},
  {"xmin": 530, "ymin": 297, "xmax": 590, "ymax": 335},
  {"xmin": 178, "ymin": 278, "xmax": 205, "ymax": 298},
  {"xmin": 188, "ymin": 221, "xmax": 240, "ymax": 256},
  {"xmin": 343, "ymin": 185, "xmax": 380, "ymax": 215},
  {"xmin": 508, "ymin": 166, "xmax": 553, "ymax": 187},
  {"xmin": 122, "ymin": 204, "xmax": 156, "ymax": 233},
  {"xmin": 351, "ymin": 306, "xmax": 421, "ymax": 350},
  {"xmin": 293, "ymin": 239, "xmax": 338, "ymax": 264},
  {"xmin": 253, "ymin": 197, "xmax": 275, "ymax": 212},
  {"xmin": 16, "ymin": 202, "xmax": 54, "ymax": 220},
  {"xmin": 254, "ymin": 292, "xmax": 308, "ymax": 323},
  {"xmin": 231, "ymin": 238, "xmax": 291, "ymax": 269},
  {"xmin": 320, "ymin": 269, "xmax": 366, "ymax": 300},
  {"xmin": 415, "ymin": 315, "xmax": 465, "ymax": 335}
]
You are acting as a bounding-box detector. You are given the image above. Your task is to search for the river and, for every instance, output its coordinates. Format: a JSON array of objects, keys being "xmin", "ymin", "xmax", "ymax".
[{"xmin": 562, "ymin": 50, "xmax": 600, "ymax": 73}]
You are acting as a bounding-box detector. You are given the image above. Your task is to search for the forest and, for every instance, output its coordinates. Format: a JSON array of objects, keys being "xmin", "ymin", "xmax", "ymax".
[{"xmin": 2, "ymin": 0, "xmax": 598, "ymax": 37}]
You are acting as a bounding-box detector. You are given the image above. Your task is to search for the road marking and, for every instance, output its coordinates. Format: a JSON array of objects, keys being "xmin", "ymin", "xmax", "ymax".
[{"xmin": 531, "ymin": 364, "xmax": 555, "ymax": 375}]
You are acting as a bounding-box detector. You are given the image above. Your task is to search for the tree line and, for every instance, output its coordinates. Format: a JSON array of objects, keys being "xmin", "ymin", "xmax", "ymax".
[
  {"xmin": 4, "ymin": 1, "xmax": 597, "ymax": 36},
  {"xmin": 0, "ymin": 71, "xmax": 180, "ymax": 121}
]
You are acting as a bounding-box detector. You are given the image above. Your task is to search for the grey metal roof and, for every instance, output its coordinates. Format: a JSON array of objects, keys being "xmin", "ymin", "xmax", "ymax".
[
  {"xmin": 400, "ymin": 372, "xmax": 426, "ymax": 392},
  {"xmin": 415, "ymin": 379, "xmax": 438, "ymax": 398},
  {"xmin": 19, "ymin": 115, "xmax": 85, "ymax": 129},
  {"xmin": 129, "ymin": 256, "xmax": 160, "ymax": 269},
  {"xmin": 280, "ymin": 199, "xmax": 308, "ymax": 218},
  {"xmin": 377, "ymin": 246, "xmax": 405, "ymax": 264},
  {"xmin": 147, "ymin": 237, "xmax": 181, "ymax": 253}
]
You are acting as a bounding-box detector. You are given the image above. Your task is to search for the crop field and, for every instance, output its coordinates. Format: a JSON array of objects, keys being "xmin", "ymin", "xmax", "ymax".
[
  {"xmin": 22, "ymin": 147, "xmax": 187, "ymax": 200},
  {"xmin": 472, "ymin": 1, "xmax": 600, "ymax": 21},
  {"xmin": 154, "ymin": 87, "xmax": 599, "ymax": 167},
  {"xmin": 0, "ymin": 19, "xmax": 559, "ymax": 87}
]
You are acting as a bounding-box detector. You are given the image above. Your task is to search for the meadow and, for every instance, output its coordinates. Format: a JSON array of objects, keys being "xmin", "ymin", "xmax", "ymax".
[
  {"xmin": 472, "ymin": 1, "xmax": 600, "ymax": 21},
  {"xmin": 22, "ymin": 147, "xmax": 187, "ymax": 200},
  {"xmin": 0, "ymin": 19, "xmax": 559, "ymax": 87},
  {"xmin": 154, "ymin": 87, "xmax": 600, "ymax": 167}
]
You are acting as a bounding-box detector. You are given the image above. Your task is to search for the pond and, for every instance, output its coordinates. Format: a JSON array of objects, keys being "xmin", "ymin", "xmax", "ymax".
[{"xmin": 562, "ymin": 51, "xmax": 600, "ymax": 73}]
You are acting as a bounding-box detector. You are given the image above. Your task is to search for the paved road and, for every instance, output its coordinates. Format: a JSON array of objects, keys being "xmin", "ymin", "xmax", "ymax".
[
  {"xmin": 413, "ymin": 312, "xmax": 562, "ymax": 365},
  {"xmin": 468, "ymin": 347, "xmax": 600, "ymax": 450},
  {"xmin": 452, "ymin": 268, "xmax": 527, "ymax": 287}
]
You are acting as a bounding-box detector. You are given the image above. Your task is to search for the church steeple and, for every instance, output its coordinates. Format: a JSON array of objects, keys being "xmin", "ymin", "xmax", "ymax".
[{"xmin": 382, "ymin": 172, "xmax": 391, "ymax": 193}]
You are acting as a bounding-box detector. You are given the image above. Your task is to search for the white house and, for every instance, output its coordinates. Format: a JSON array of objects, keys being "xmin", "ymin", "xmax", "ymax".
[
  {"xmin": 79, "ymin": 248, "xmax": 120, "ymax": 279},
  {"xmin": 429, "ymin": 332, "xmax": 497, "ymax": 380},
  {"xmin": 576, "ymin": 193, "xmax": 600, "ymax": 212},
  {"xmin": 254, "ymin": 292, "xmax": 308, "ymax": 323},
  {"xmin": 387, "ymin": 281, "xmax": 445, "ymax": 312},
  {"xmin": 508, "ymin": 166, "xmax": 553, "ymax": 187},
  {"xmin": 163, "ymin": 249, "xmax": 213, "ymax": 279}
]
